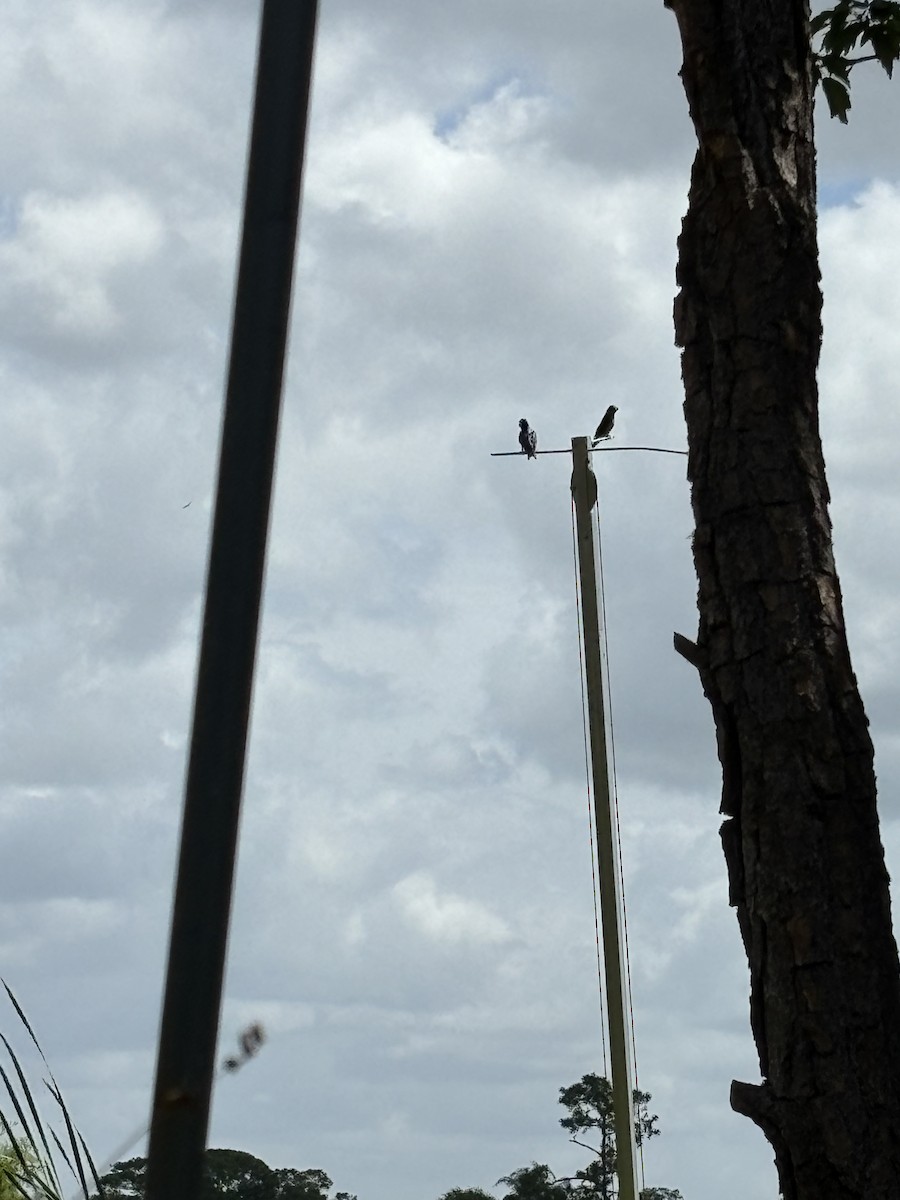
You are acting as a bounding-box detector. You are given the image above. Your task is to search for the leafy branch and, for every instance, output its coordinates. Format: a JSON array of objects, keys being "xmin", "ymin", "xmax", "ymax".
[{"xmin": 812, "ymin": 0, "xmax": 900, "ymax": 121}]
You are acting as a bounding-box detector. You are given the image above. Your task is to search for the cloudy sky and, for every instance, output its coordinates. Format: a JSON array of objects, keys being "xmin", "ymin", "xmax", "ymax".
[{"xmin": 1, "ymin": 2, "xmax": 900, "ymax": 1198}]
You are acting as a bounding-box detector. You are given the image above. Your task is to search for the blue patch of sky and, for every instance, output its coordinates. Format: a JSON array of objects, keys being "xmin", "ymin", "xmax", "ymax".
[
  {"xmin": 0, "ymin": 196, "xmax": 18, "ymax": 240},
  {"xmin": 432, "ymin": 69, "xmax": 546, "ymax": 142},
  {"xmin": 818, "ymin": 178, "xmax": 868, "ymax": 210}
]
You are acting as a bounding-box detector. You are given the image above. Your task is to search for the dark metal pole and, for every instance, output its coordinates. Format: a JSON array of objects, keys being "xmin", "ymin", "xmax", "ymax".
[{"xmin": 145, "ymin": 5, "xmax": 318, "ymax": 1198}]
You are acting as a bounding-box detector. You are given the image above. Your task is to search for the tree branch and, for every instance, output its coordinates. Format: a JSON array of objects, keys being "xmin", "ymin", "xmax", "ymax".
[{"xmin": 568, "ymin": 1136, "xmax": 601, "ymax": 1159}]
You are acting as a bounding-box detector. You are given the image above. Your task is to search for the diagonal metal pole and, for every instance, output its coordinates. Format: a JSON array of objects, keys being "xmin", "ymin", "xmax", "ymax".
[{"xmin": 145, "ymin": 4, "xmax": 318, "ymax": 1198}]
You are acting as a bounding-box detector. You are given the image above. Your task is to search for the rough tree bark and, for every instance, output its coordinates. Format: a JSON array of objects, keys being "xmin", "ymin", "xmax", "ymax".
[{"xmin": 666, "ymin": 0, "xmax": 900, "ymax": 1196}]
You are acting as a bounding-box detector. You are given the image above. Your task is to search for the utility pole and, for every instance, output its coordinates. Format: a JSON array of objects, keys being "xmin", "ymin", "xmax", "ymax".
[{"xmin": 570, "ymin": 434, "xmax": 640, "ymax": 1200}]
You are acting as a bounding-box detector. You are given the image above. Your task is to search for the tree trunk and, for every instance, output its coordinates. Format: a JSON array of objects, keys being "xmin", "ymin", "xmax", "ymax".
[{"xmin": 666, "ymin": 0, "xmax": 900, "ymax": 1195}]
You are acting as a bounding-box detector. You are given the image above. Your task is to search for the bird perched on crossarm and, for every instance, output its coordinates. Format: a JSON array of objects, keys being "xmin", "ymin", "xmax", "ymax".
[
  {"xmin": 592, "ymin": 405, "xmax": 618, "ymax": 445},
  {"xmin": 518, "ymin": 418, "xmax": 538, "ymax": 459}
]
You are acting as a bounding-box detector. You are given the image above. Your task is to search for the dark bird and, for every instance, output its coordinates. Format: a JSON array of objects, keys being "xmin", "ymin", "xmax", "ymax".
[
  {"xmin": 518, "ymin": 418, "xmax": 538, "ymax": 459},
  {"xmin": 592, "ymin": 405, "xmax": 618, "ymax": 445}
]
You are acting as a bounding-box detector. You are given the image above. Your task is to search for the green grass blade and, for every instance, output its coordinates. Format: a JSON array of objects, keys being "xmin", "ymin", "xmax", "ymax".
[
  {"xmin": 77, "ymin": 1129, "xmax": 106, "ymax": 1199},
  {"xmin": 6, "ymin": 1164, "xmax": 61, "ymax": 1200},
  {"xmin": 1, "ymin": 984, "xmax": 47, "ymax": 1066},
  {"xmin": 47, "ymin": 1125, "xmax": 77, "ymax": 1184},
  {"xmin": 45, "ymin": 1081, "xmax": 89, "ymax": 1200},
  {"xmin": 0, "ymin": 1105, "xmax": 34, "ymax": 1175},
  {"xmin": 0, "ymin": 1061, "xmax": 41, "ymax": 1162},
  {"xmin": 5, "ymin": 1171, "xmax": 36, "ymax": 1200},
  {"xmin": 0, "ymin": 1110, "xmax": 59, "ymax": 1200},
  {"xmin": 0, "ymin": 1032, "xmax": 62, "ymax": 1190},
  {"xmin": 0, "ymin": 983, "xmax": 100, "ymax": 1199}
]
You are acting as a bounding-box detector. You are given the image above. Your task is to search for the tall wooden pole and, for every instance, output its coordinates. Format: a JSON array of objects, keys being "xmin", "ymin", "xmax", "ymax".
[
  {"xmin": 145, "ymin": 5, "xmax": 318, "ymax": 1199},
  {"xmin": 570, "ymin": 435, "xmax": 639, "ymax": 1200}
]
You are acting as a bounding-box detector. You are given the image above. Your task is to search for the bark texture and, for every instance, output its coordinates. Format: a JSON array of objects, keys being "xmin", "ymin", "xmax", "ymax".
[{"xmin": 667, "ymin": 1, "xmax": 900, "ymax": 1195}]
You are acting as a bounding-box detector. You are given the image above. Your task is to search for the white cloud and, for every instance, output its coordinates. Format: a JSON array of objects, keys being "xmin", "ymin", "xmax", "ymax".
[
  {"xmin": 393, "ymin": 871, "xmax": 511, "ymax": 946},
  {"xmin": 0, "ymin": 189, "xmax": 164, "ymax": 339}
]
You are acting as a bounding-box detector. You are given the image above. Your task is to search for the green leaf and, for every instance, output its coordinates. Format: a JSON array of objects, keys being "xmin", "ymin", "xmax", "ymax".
[
  {"xmin": 826, "ymin": 17, "xmax": 867, "ymax": 53},
  {"xmin": 822, "ymin": 74, "xmax": 853, "ymax": 120},
  {"xmin": 864, "ymin": 24, "xmax": 900, "ymax": 74},
  {"xmin": 819, "ymin": 50, "xmax": 853, "ymax": 80}
]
